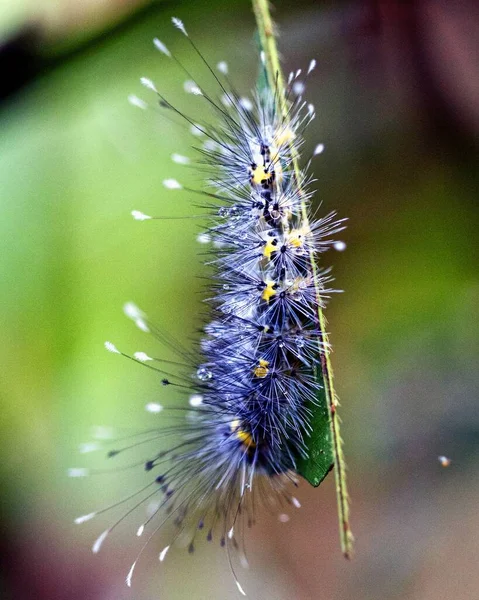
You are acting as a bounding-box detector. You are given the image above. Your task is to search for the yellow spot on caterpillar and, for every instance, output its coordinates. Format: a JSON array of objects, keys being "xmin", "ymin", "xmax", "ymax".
[
  {"xmin": 289, "ymin": 233, "xmax": 302, "ymax": 248},
  {"xmin": 274, "ymin": 128, "xmax": 296, "ymax": 148},
  {"xmin": 251, "ymin": 165, "xmax": 272, "ymax": 185},
  {"xmin": 263, "ymin": 239, "xmax": 277, "ymax": 259},
  {"xmin": 262, "ymin": 280, "xmax": 277, "ymax": 302},
  {"xmin": 253, "ymin": 359, "xmax": 269, "ymax": 378},
  {"xmin": 230, "ymin": 419, "xmax": 256, "ymax": 448}
]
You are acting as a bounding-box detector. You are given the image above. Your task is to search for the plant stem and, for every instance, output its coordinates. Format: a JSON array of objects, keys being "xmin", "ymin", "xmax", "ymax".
[{"xmin": 252, "ymin": 0, "xmax": 353, "ymax": 559}]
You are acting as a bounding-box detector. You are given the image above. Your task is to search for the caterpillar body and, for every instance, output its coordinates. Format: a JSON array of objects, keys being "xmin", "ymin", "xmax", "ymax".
[{"xmin": 72, "ymin": 15, "xmax": 348, "ymax": 593}]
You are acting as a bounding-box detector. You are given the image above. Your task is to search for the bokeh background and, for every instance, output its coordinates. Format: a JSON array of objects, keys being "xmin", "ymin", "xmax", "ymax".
[{"xmin": 1, "ymin": 1, "xmax": 478, "ymax": 599}]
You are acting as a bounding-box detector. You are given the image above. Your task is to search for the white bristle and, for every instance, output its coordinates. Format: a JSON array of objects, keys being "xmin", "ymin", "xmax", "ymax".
[
  {"xmin": 136, "ymin": 524, "xmax": 145, "ymax": 537},
  {"xmin": 134, "ymin": 352, "xmax": 153, "ymax": 362},
  {"xmin": 128, "ymin": 95, "xmax": 147, "ymax": 110},
  {"xmin": 239, "ymin": 97, "xmax": 253, "ymax": 111},
  {"xmin": 92, "ymin": 529, "xmax": 109, "ymax": 554},
  {"xmin": 163, "ymin": 178, "xmax": 182, "ymax": 189},
  {"xmin": 313, "ymin": 143, "xmax": 325, "ymax": 156},
  {"xmin": 159, "ymin": 546, "xmax": 170, "ymax": 562},
  {"xmin": 79, "ymin": 442, "xmax": 100, "ymax": 454},
  {"xmin": 189, "ymin": 394, "xmax": 203, "ymax": 407},
  {"xmin": 292, "ymin": 497, "xmax": 301, "ymax": 508},
  {"xmin": 260, "ymin": 51, "xmax": 265, "ymax": 65},
  {"xmin": 228, "ymin": 527, "xmax": 234, "ymax": 539},
  {"xmin": 74, "ymin": 512, "xmax": 96, "ymax": 524},
  {"xmin": 153, "ymin": 38, "xmax": 171, "ymax": 57},
  {"xmin": 190, "ymin": 123, "xmax": 204, "ymax": 136},
  {"xmin": 123, "ymin": 302, "xmax": 143, "ymax": 320},
  {"xmin": 292, "ymin": 81, "xmax": 305, "ymax": 96},
  {"xmin": 68, "ymin": 468, "xmax": 89, "ymax": 478},
  {"xmin": 278, "ymin": 513, "xmax": 290, "ymax": 523},
  {"xmin": 183, "ymin": 80, "xmax": 201, "ymax": 95},
  {"xmin": 308, "ymin": 59, "xmax": 317, "ymax": 74},
  {"xmin": 135, "ymin": 318, "xmax": 150, "ymax": 333},
  {"xmin": 125, "ymin": 560, "xmax": 137, "ymax": 587},
  {"xmin": 140, "ymin": 77, "xmax": 157, "ymax": 92},
  {"xmin": 104, "ymin": 341, "xmax": 120, "ymax": 354},
  {"xmin": 203, "ymin": 140, "xmax": 218, "ymax": 152},
  {"xmin": 171, "ymin": 153, "xmax": 191, "ymax": 165},
  {"xmin": 295, "ymin": 69, "xmax": 302, "ymax": 78},
  {"xmin": 196, "ymin": 232, "xmax": 211, "ymax": 244},
  {"xmin": 217, "ymin": 61, "xmax": 228, "ymax": 74},
  {"xmin": 287, "ymin": 71, "xmax": 294, "ymax": 85},
  {"xmin": 308, "ymin": 103, "xmax": 315, "ymax": 115},
  {"xmin": 131, "ymin": 210, "xmax": 152, "ymax": 221},
  {"xmin": 172, "ymin": 17, "xmax": 187, "ymax": 36},
  {"xmin": 236, "ymin": 581, "xmax": 247, "ymax": 596},
  {"xmin": 145, "ymin": 402, "xmax": 163, "ymax": 413},
  {"xmin": 333, "ymin": 241, "xmax": 346, "ymax": 252}
]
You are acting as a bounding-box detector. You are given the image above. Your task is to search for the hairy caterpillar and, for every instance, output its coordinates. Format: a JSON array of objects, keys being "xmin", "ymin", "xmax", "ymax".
[{"xmin": 71, "ymin": 12, "xmax": 351, "ymax": 594}]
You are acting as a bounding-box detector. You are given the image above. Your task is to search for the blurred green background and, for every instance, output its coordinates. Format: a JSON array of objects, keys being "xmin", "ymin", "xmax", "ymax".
[{"xmin": 1, "ymin": 1, "xmax": 478, "ymax": 599}]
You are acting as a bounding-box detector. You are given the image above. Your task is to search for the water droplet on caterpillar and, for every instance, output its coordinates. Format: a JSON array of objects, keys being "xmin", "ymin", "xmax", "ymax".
[
  {"xmin": 294, "ymin": 336, "xmax": 305, "ymax": 348},
  {"xmin": 196, "ymin": 366, "xmax": 213, "ymax": 381}
]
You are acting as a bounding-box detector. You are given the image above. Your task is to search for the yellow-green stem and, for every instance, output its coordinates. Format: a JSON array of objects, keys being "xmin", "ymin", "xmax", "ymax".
[{"xmin": 252, "ymin": 0, "xmax": 353, "ymax": 558}]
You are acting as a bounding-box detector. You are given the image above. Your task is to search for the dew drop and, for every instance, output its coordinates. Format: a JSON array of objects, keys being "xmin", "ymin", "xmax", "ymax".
[{"xmin": 196, "ymin": 366, "xmax": 213, "ymax": 381}]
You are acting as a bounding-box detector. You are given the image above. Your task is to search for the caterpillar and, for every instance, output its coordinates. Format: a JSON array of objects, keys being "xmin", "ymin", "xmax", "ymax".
[{"xmin": 71, "ymin": 10, "xmax": 351, "ymax": 595}]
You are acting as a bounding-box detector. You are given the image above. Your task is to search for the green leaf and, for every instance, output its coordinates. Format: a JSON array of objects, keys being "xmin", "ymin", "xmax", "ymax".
[{"xmin": 296, "ymin": 368, "xmax": 334, "ymax": 487}]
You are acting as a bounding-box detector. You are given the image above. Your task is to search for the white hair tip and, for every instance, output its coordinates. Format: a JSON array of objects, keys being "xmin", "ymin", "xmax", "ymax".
[
  {"xmin": 123, "ymin": 302, "xmax": 143, "ymax": 320},
  {"xmin": 172, "ymin": 17, "xmax": 188, "ymax": 36},
  {"xmin": 79, "ymin": 442, "xmax": 100, "ymax": 454},
  {"xmin": 68, "ymin": 467, "xmax": 89, "ymax": 478},
  {"xmin": 183, "ymin": 80, "xmax": 202, "ymax": 95},
  {"xmin": 333, "ymin": 241, "xmax": 347, "ymax": 252},
  {"xmin": 145, "ymin": 402, "xmax": 163, "ymax": 413},
  {"xmin": 171, "ymin": 153, "xmax": 190, "ymax": 165},
  {"xmin": 163, "ymin": 178, "xmax": 182, "ymax": 189},
  {"xmin": 153, "ymin": 38, "xmax": 171, "ymax": 57},
  {"xmin": 126, "ymin": 561, "xmax": 137, "ymax": 587},
  {"xmin": 136, "ymin": 524, "xmax": 145, "ymax": 537},
  {"xmin": 159, "ymin": 545, "xmax": 170, "ymax": 562},
  {"xmin": 128, "ymin": 95, "xmax": 147, "ymax": 110},
  {"xmin": 131, "ymin": 210, "xmax": 152, "ymax": 221},
  {"xmin": 239, "ymin": 97, "xmax": 253, "ymax": 111},
  {"xmin": 236, "ymin": 581, "xmax": 247, "ymax": 596},
  {"xmin": 189, "ymin": 394, "xmax": 203, "ymax": 407},
  {"xmin": 196, "ymin": 232, "xmax": 211, "ymax": 244},
  {"xmin": 190, "ymin": 123, "xmax": 204, "ymax": 136},
  {"xmin": 74, "ymin": 512, "xmax": 96, "ymax": 524},
  {"xmin": 140, "ymin": 77, "xmax": 157, "ymax": 92},
  {"xmin": 92, "ymin": 529, "xmax": 109, "ymax": 554},
  {"xmin": 217, "ymin": 61, "xmax": 228, "ymax": 74},
  {"xmin": 292, "ymin": 81, "xmax": 305, "ymax": 96},
  {"xmin": 134, "ymin": 351, "xmax": 153, "ymax": 362},
  {"xmin": 135, "ymin": 318, "xmax": 150, "ymax": 333},
  {"xmin": 104, "ymin": 341, "xmax": 120, "ymax": 354}
]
